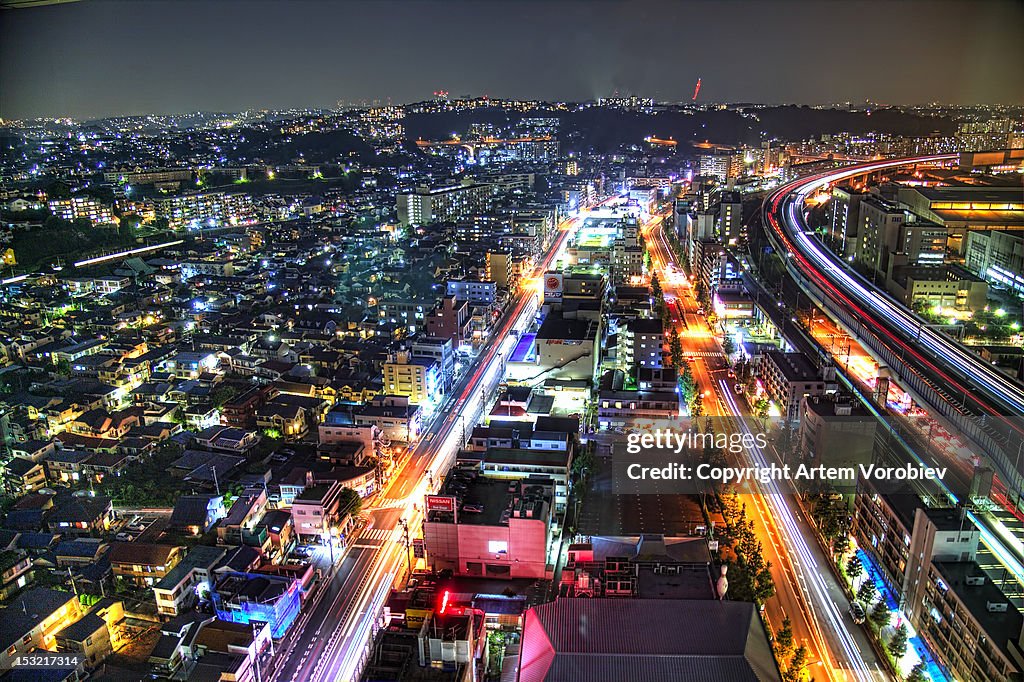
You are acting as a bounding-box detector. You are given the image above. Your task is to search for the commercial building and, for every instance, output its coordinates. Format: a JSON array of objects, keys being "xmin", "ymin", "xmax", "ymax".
[
  {"xmin": 478, "ymin": 444, "xmax": 573, "ymax": 512},
  {"xmin": 896, "ymin": 185, "xmax": 1024, "ymax": 257},
  {"xmin": 886, "ymin": 264, "xmax": 988, "ymax": 312},
  {"xmin": 411, "ymin": 336, "xmax": 456, "ymax": 390},
  {"xmin": 291, "ymin": 481, "xmax": 348, "ymax": 543},
  {"xmin": 828, "ymin": 185, "xmax": 869, "ymax": 257},
  {"xmin": 518, "ymin": 598, "xmax": 781, "ymax": 682},
  {"xmin": 534, "ymin": 314, "xmax": 600, "ymax": 382},
  {"xmin": 718, "ymin": 191, "xmax": 743, "ymax": 245},
  {"xmin": 854, "ymin": 196, "xmax": 907, "ymax": 278},
  {"xmin": 698, "ymin": 152, "xmax": 732, "ymax": 182},
  {"xmin": 425, "ymin": 296, "xmax": 470, "ymax": 348},
  {"xmin": 798, "ymin": 393, "xmax": 876, "ymax": 481},
  {"xmin": 423, "ymin": 477, "xmax": 554, "ymax": 579},
  {"xmin": 597, "ymin": 390, "xmax": 680, "ymax": 428},
  {"xmin": 486, "ymin": 251, "xmax": 517, "ymax": 291},
  {"xmin": 446, "ymin": 279, "xmax": 498, "ymax": 307},
  {"xmin": 965, "ymin": 230, "xmax": 1024, "ymax": 294},
  {"xmin": 352, "ymin": 395, "xmax": 422, "ymax": 443}
]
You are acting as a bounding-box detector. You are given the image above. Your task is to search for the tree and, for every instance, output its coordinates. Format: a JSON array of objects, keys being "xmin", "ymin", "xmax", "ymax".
[
  {"xmin": 754, "ymin": 563, "xmax": 776, "ymax": 603},
  {"xmin": 906, "ymin": 661, "xmax": 927, "ymax": 682},
  {"xmin": 889, "ymin": 622, "xmax": 909, "ymax": 659},
  {"xmin": 679, "ymin": 363, "xmax": 697, "ymax": 402},
  {"xmin": 832, "ymin": 533, "xmax": 850, "ymax": 559},
  {"xmin": 775, "ymin": 616, "xmax": 794, "ymax": 657},
  {"xmin": 856, "ymin": 579, "xmax": 877, "ymax": 605},
  {"xmin": 339, "ymin": 487, "xmax": 362, "ymax": 517},
  {"xmin": 754, "ymin": 396, "xmax": 770, "ymax": 421},
  {"xmin": 690, "ymin": 392, "xmax": 704, "ymax": 418},
  {"xmin": 670, "ymin": 330, "xmax": 684, "ymax": 369},
  {"xmin": 650, "ymin": 273, "xmax": 662, "ymax": 301},
  {"xmin": 869, "ymin": 599, "xmax": 891, "ymax": 630},
  {"xmin": 846, "ymin": 554, "xmax": 864, "ymax": 584},
  {"xmin": 53, "ymin": 358, "xmax": 71, "ymax": 377},
  {"xmin": 211, "ymin": 384, "xmax": 241, "ymax": 408},
  {"xmin": 571, "ymin": 442, "xmax": 594, "ymax": 482},
  {"xmin": 785, "ymin": 644, "xmax": 808, "ymax": 682}
]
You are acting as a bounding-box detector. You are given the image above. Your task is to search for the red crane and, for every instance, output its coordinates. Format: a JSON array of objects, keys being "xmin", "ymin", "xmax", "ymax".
[{"xmin": 692, "ymin": 78, "xmax": 702, "ymax": 101}]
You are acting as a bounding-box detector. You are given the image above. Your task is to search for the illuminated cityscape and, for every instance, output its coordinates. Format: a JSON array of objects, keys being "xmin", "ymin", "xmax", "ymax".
[{"xmin": 0, "ymin": 1, "xmax": 1023, "ymax": 681}]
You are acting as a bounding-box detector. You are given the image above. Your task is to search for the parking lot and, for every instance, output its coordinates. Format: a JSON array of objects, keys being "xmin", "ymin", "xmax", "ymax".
[{"xmin": 576, "ymin": 448, "xmax": 705, "ymax": 536}]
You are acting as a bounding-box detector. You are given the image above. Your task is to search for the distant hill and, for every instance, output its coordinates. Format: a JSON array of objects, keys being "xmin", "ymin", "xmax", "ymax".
[{"xmin": 404, "ymin": 105, "xmax": 956, "ymax": 154}]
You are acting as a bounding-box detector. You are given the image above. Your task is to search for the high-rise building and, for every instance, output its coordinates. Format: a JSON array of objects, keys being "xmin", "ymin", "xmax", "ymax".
[
  {"xmin": 396, "ymin": 181, "xmax": 493, "ymax": 226},
  {"xmin": 698, "ymin": 152, "xmax": 731, "ymax": 182},
  {"xmin": 828, "ymin": 185, "xmax": 869, "ymax": 257},
  {"xmin": 718, "ymin": 191, "xmax": 743, "ymax": 245},
  {"xmin": 854, "ymin": 197, "xmax": 906, "ymax": 278}
]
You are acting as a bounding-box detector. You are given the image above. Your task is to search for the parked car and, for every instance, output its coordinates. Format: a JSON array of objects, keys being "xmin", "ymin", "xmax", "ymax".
[{"xmin": 849, "ymin": 602, "xmax": 866, "ymax": 624}]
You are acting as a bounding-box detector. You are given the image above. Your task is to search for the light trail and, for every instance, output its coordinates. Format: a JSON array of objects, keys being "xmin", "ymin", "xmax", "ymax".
[
  {"xmin": 766, "ymin": 155, "xmax": 1024, "ymax": 590},
  {"xmin": 295, "ymin": 205, "xmax": 590, "ymax": 681},
  {"xmin": 720, "ymin": 381, "xmax": 877, "ymax": 682},
  {"xmin": 72, "ymin": 239, "xmax": 184, "ymax": 268}
]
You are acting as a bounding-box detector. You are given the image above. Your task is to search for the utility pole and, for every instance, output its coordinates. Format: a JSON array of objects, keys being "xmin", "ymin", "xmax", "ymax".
[{"xmin": 397, "ymin": 518, "xmax": 412, "ymax": 572}]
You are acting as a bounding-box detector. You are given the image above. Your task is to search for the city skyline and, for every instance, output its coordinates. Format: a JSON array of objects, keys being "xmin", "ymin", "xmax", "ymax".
[
  {"xmin": 0, "ymin": 0, "xmax": 1022, "ymax": 120},
  {"xmin": 2, "ymin": 4, "xmax": 1024, "ymax": 682}
]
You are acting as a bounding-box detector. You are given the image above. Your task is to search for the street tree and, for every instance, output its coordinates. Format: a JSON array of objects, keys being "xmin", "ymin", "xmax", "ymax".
[
  {"xmin": 906, "ymin": 662, "xmax": 927, "ymax": 682},
  {"xmin": 869, "ymin": 599, "xmax": 891, "ymax": 630},
  {"xmin": 856, "ymin": 579, "xmax": 877, "ymax": 605},
  {"xmin": 846, "ymin": 554, "xmax": 864, "ymax": 584},
  {"xmin": 775, "ymin": 616, "xmax": 794, "ymax": 657},
  {"xmin": 888, "ymin": 623, "xmax": 909, "ymax": 659}
]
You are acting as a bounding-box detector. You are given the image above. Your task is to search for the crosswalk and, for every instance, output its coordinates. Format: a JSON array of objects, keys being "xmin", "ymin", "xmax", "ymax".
[
  {"xmin": 686, "ymin": 351, "xmax": 723, "ymax": 358},
  {"xmin": 360, "ymin": 528, "xmax": 395, "ymax": 542},
  {"xmin": 351, "ymin": 527, "xmax": 396, "ymax": 549},
  {"xmin": 374, "ymin": 497, "xmax": 405, "ymax": 509}
]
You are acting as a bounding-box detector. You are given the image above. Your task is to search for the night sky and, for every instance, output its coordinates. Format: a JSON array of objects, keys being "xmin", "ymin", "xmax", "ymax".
[{"xmin": 1, "ymin": 0, "xmax": 1022, "ymax": 119}]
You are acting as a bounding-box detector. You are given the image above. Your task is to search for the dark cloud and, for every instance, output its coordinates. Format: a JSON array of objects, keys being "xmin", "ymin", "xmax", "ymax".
[{"xmin": 1, "ymin": 0, "xmax": 1022, "ymax": 119}]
